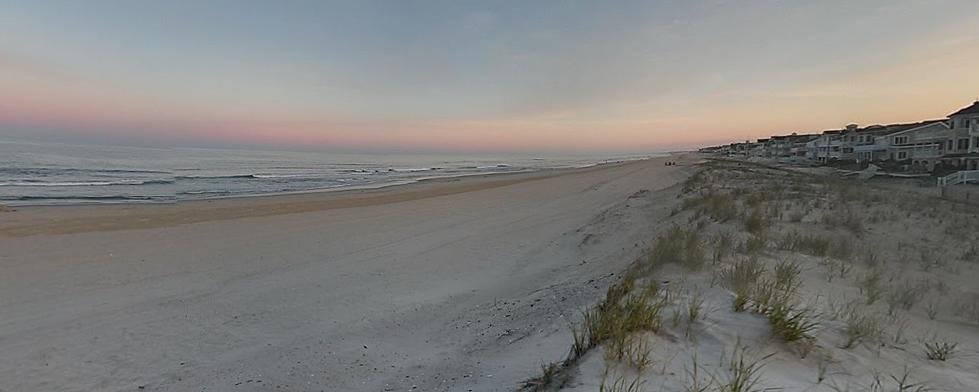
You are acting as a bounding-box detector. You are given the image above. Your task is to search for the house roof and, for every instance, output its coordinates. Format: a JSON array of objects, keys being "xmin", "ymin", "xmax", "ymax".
[
  {"xmin": 949, "ymin": 101, "xmax": 979, "ymax": 117},
  {"xmin": 882, "ymin": 120, "xmax": 949, "ymax": 137},
  {"xmin": 855, "ymin": 119, "xmax": 946, "ymax": 136}
]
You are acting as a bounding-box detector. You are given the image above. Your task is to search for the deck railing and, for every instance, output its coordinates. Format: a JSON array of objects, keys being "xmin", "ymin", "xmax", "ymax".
[{"xmin": 938, "ymin": 170, "xmax": 979, "ymax": 186}]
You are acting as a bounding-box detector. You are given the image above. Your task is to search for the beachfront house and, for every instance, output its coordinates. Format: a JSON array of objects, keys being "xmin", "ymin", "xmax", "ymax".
[
  {"xmin": 806, "ymin": 130, "xmax": 842, "ymax": 163},
  {"xmin": 941, "ymin": 101, "xmax": 979, "ymax": 170},
  {"xmin": 881, "ymin": 121, "xmax": 952, "ymax": 172},
  {"xmin": 851, "ymin": 128, "xmax": 887, "ymax": 164},
  {"xmin": 700, "ymin": 101, "xmax": 979, "ymax": 173},
  {"xmin": 788, "ymin": 134, "xmax": 817, "ymax": 158},
  {"xmin": 752, "ymin": 138, "xmax": 770, "ymax": 157}
]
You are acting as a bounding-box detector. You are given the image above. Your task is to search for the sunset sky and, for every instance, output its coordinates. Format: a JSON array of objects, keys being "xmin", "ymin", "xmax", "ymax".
[{"xmin": 2, "ymin": 1, "xmax": 978, "ymax": 153}]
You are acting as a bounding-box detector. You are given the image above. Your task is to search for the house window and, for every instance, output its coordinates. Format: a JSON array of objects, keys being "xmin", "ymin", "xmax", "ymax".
[
  {"xmin": 895, "ymin": 136, "xmax": 909, "ymax": 144},
  {"xmin": 898, "ymin": 151, "xmax": 907, "ymax": 160},
  {"xmin": 959, "ymin": 139, "xmax": 969, "ymax": 149},
  {"xmin": 949, "ymin": 140, "xmax": 954, "ymax": 150}
]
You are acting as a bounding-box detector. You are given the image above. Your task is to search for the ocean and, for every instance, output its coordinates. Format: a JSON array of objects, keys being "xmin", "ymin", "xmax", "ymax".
[{"xmin": 0, "ymin": 140, "xmax": 661, "ymax": 206}]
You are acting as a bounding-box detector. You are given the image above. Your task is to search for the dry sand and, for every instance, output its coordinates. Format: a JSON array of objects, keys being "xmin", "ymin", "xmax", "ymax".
[{"xmin": 0, "ymin": 155, "xmax": 696, "ymax": 391}]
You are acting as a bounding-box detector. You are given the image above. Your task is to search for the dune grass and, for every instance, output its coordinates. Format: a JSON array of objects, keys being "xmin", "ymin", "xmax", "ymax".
[
  {"xmin": 718, "ymin": 343, "xmax": 773, "ymax": 392},
  {"xmin": 923, "ymin": 338, "xmax": 957, "ymax": 361},
  {"xmin": 858, "ymin": 269, "xmax": 884, "ymax": 305},
  {"xmin": 600, "ymin": 368, "xmax": 644, "ymax": 392},
  {"xmin": 841, "ymin": 311, "xmax": 883, "ymax": 349},
  {"xmin": 647, "ymin": 226, "xmax": 705, "ymax": 271},
  {"xmin": 684, "ymin": 192, "xmax": 739, "ymax": 223},
  {"xmin": 777, "ymin": 231, "xmax": 830, "ymax": 257},
  {"xmin": 526, "ymin": 160, "xmax": 969, "ymax": 390},
  {"xmin": 719, "ymin": 258, "xmax": 765, "ymax": 312}
]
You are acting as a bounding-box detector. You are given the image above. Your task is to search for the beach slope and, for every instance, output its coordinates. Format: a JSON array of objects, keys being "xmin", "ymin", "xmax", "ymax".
[{"xmin": 0, "ymin": 156, "xmax": 693, "ymax": 391}]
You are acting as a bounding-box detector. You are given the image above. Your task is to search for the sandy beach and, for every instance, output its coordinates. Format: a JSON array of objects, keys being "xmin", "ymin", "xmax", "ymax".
[{"xmin": 0, "ymin": 155, "xmax": 695, "ymax": 391}]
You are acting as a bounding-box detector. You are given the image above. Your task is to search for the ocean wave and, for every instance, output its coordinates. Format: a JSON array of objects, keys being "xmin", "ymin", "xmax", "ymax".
[
  {"xmin": 177, "ymin": 190, "xmax": 235, "ymax": 195},
  {"xmin": 385, "ymin": 167, "xmax": 440, "ymax": 173},
  {"xmin": 0, "ymin": 194, "xmax": 173, "ymax": 201},
  {"xmin": 174, "ymin": 173, "xmax": 327, "ymax": 180},
  {"xmin": 0, "ymin": 167, "xmax": 170, "ymax": 175},
  {"xmin": 174, "ymin": 174, "xmax": 256, "ymax": 179},
  {"xmin": 0, "ymin": 179, "xmax": 174, "ymax": 187},
  {"xmin": 251, "ymin": 174, "xmax": 319, "ymax": 179}
]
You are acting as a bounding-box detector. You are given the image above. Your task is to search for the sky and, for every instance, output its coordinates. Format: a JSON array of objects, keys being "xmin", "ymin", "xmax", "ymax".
[{"xmin": 1, "ymin": 0, "xmax": 978, "ymax": 154}]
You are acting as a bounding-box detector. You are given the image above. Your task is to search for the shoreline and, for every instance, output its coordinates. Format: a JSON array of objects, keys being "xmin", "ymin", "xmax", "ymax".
[
  {"xmin": 0, "ymin": 158, "xmax": 653, "ymax": 208},
  {"xmin": 0, "ymin": 157, "xmax": 657, "ymax": 237},
  {"xmin": 1, "ymin": 144, "xmax": 670, "ymax": 208}
]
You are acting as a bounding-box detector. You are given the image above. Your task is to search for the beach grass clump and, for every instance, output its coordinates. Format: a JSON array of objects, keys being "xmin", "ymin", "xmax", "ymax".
[
  {"xmin": 916, "ymin": 250, "xmax": 937, "ymax": 272},
  {"xmin": 748, "ymin": 278, "xmax": 795, "ymax": 314},
  {"xmin": 765, "ymin": 202, "xmax": 783, "ymax": 222},
  {"xmin": 773, "ymin": 260, "xmax": 802, "ymax": 293},
  {"xmin": 765, "ymin": 301, "xmax": 819, "ymax": 343},
  {"xmin": 621, "ymin": 290, "xmax": 667, "ymax": 333},
  {"xmin": 739, "ymin": 234, "xmax": 767, "ymax": 255},
  {"xmin": 961, "ymin": 244, "xmax": 979, "ymax": 264},
  {"xmin": 827, "ymin": 236, "xmax": 854, "ymax": 261},
  {"xmin": 860, "ymin": 249, "xmax": 880, "ymax": 268},
  {"xmin": 682, "ymin": 169, "xmax": 708, "ymax": 194},
  {"xmin": 777, "ymin": 231, "xmax": 830, "ymax": 257},
  {"xmin": 574, "ymin": 279, "xmax": 667, "ymax": 363},
  {"xmin": 858, "ymin": 269, "xmax": 884, "ymax": 305},
  {"xmin": 524, "ymin": 362, "xmax": 561, "ymax": 391},
  {"xmin": 741, "ymin": 207, "xmax": 767, "ymax": 234},
  {"xmin": 599, "ymin": 371, "xmax": 643, "ymax": 392},
  {"xmin": 646, "ymin": 226, "xmax": 704, "ymax": 270},
  {"xmin": 885, "ymin": 280, "xmax": 925, "ymax": 315},
  {"xmin": 923, "ymin": 338, "xmax": 957, "ymax": 361},
  {"xmin": 719, "ymin": 258, "xmax": 765, "ymax": 312},
  {"xmin": 686, "ymin": 293, "xmax": 705, "ymax": 323},
  {"xmin": 713, "ymin": 231, "xmax": 735, "ymax": 263},
  {"xmin": 718, "ymin": 343, "xmax": 772, "ymax": 392},
  {"xmin": 720, "ymin": 259, "xmax": 816, "ymax": 344},
  {"xmin": 788, "ymin": 209, "xmax": 807, "ymax": 223},
  {"xmin": 684, "ymin": 192, "xmax": 739, "ymax": 223},
  {"xmin": 605, "ymin": 335, "xmax": 654, "ymax": 371},
  {"xmin": 841, "ymin": 311, "xmax": 883, "ymax": 349},
  {"xmin": 888, "ymin": 366, "xmax": 932, "ymax": 392},
  {"xmin": 683, "ymin": 354, "xmax": 712, "ymax": 392}
]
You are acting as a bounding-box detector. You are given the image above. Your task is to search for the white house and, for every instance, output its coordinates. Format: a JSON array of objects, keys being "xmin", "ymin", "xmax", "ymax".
[
  {"xmin": 881, "ymin": 121, "xmax": 952, "ymax": 172},
  {"xmin": 806, "ymin": 130, "xmax": 842, "ymax": 163},
  {"xmin": 943, "ymin": 101, "xmax": 979, "ymax": 170}
]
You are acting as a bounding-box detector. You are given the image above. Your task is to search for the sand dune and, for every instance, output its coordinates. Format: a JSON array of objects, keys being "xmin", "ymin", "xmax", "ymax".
[
  {"xmin": 547, "ymin": 159, "xmax": 979, "ymax": 392},
  {"xmin": 0, "ymin": 156, "xmax": 694, "ymax": 391}
]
